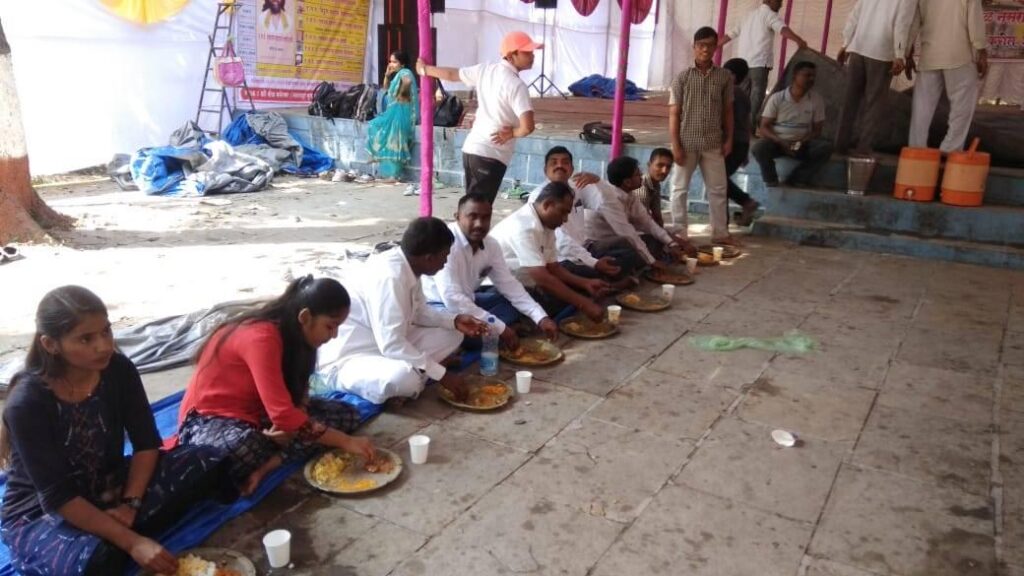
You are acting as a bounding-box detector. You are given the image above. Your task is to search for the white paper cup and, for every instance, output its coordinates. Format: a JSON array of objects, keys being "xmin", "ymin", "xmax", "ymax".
[
  {"xmin": 263, "ymin": 529, "xmax": 291, "ymax": 568},
  {"xmin": 516, "ymin": 371, "xmax": 533, "ymax": 394},
  {"xmin": 685, "ymin": 257, "xmax": 697, "ymax": 274},
  {"xmin": 712, "ymin": 246, "xmax": 724, "ymax": 262},
  {"xmin": 607, "ymin": 305, "xmax": 622, "ymax": 324},
  {"xmin": 661, "ymin": 284, "xmax": 675, "ymax": 301},
  {"xmin": 409, "ymin": 435, "xmax": 430, "ymax": 464}
]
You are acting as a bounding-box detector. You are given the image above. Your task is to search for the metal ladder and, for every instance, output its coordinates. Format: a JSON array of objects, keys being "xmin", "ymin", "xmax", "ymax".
[{"xmin": 195, "ymin": 1, "xmax": 255, "ymax": 136}]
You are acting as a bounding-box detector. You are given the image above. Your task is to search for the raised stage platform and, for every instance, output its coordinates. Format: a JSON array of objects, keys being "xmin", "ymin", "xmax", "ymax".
[{"xmin": 280, "ymin": 96, "xmax": 1024, "ymax": 269}]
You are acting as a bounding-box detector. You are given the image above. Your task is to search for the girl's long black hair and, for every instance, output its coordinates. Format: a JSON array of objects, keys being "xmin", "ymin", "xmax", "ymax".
[{"xmin": 194, "ymin": 275, "xmax": 350, "ymax": 404}]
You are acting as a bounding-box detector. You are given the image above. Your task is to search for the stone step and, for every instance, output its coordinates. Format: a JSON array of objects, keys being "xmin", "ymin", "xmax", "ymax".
[
  {"xmin": 811, "ymin": 155, "xmax": 1024, "ymax": 207},
  {"xmin": 752, "ymin": 215, "xmax": 1024, "ymax": 270},
  {"xmin": 761, "ymin": 186, "xmax": 1024, "ymax": 246}
]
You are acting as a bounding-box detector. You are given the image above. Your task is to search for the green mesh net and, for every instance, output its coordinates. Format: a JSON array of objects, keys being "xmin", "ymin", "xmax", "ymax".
[{"xmin": 689, "ymin": 330, "xmax": 818, "ymax": 354}]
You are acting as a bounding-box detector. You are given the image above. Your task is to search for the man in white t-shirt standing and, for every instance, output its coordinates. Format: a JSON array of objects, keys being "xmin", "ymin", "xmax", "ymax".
[
  {"xmin": 417, "ymin": 31, "xmax": 540, "ymax": 202},
  {"xmin": 719, "ymin": 0, "xmax": 808, "ymax": 130},
  {"xmin": 905, "ymin": 0, "xmax": 988, "ymax": 153},
  {"xmin": 835, "ymin": 0, "xmax": 914, "ymax": 156}
]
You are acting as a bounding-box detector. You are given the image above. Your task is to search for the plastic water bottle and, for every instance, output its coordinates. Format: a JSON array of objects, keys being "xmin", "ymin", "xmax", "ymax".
[{"xmin": 480, "ymin": 316, "xmax": 500, "ymax": 376}]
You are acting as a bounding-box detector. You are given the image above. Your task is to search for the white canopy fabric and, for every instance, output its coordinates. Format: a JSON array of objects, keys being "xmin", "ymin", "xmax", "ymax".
[{"xmin": 2, "ymin": 0, "xmax": 1019, "ymax": 175}]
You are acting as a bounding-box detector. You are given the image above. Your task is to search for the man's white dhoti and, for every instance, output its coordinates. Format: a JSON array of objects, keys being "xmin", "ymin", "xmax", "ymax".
[{"xmin": 326, "ymin": 326, "xmax": 463, "ymax": 404}]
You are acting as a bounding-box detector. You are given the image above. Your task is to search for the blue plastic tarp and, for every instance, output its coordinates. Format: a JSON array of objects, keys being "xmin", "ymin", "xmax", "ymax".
[{"xmin": 568, "ymin": 74, "xmax": 646, "ymax": 100}]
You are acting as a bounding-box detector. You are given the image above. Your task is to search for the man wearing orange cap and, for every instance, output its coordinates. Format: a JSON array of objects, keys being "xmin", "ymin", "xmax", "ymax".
[{"xmin": 417, "ymin": 31, "xmax": 541, "ymax": 203}]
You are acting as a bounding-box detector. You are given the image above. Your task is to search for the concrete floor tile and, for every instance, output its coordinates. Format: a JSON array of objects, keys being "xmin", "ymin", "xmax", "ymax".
[
  {"xmin": 738, "ymin": 373, "xmax": 876, "ymax": 442},
  {"xmin": 803, "ymin": 557, "xmax": 893, "ymax": 576},
  {"xmin": 1004, "ymin": 331, "xmax": 1024, "ymax": 368},
  {"xmin": 999, "ymin": 415, "xmax": 1024, "ymax": 567},
  {"xmin": 608, "ymin": 305, "xmax": 694, "ymax": 354},
  {"xmin": 799, "ymin": 309, "xmax": 906, "ymax": 354},
  {"xmin": 391, "ymin": 483, "xmax": 623, "ymax": 576},
  {"xmin": 319, "ymin": 519, "xmax": 428, "ymax": 576},
  {"xmin": 853, "ymin": 405, "xmax": 991, "ymax": 496},
  {"xmin": 898, "ymin": 326, "xmax": 1002, "ymax": 376},
  {"xmin": 815, "ymin": 293, "xmax": 919, "ymax": 323},
  {"xmin": 334, "ymin": 423, "xmax": 531, "ymax": 534},
  {"xmin": 394, "ymin": 382, "xmax": 458, "ymax": 422},
  {"xmin": 589, "ymin": 368, "xmax": 739, "ymax": 442},
  {"xmin": 202, "ymin": 474, "xmax": 316, "ymax": 548},
  {"xmin": 913, "ymin": 298, "xmax": 1009, "ymax": 334},
  {"xmin": 359, "ymin": 411, "xmax": 431, "ymax": 451},
  {"xmin": 590, "ymin": 483, "xmax": 813, "ymax": 576},
  {"xmin": 809, "ymin": 465, "xmax": 995, "ymax": 576},
  {"xmin": 443, "ymin": 379, "xmax": 601, "ymax": 453},
  {"xmin": 1003, "ymin": 565, "xmax": 1024, "ymax": 576},
  {"xmin": 650, "ymin": 338, "xmax": 774, "ymax": 388},
  {"xmin": 1009, "ymin": 304, "xmax": 1024, "ymax": 334},
  {"xmin": 877, "ymin": 362, "xmax": 994, "ymax": 425},
  {"xmin": 677, "ymin": 416, "xmax": 848, "ymax": 522},
  {"xmin": 1001, "ymin": 366, "xmax": 1024, "ymax": 414},
  {"xmin": 505, "ymin": 417, "xmax": 693, "ymax": 523},
  {"xmin": 656, "ymin": 285, "xmax": 730, "ymax": 324},
  {"xmin": 140, "ymin": 365, "xmax": 192, "ymax": 402},
  {"xmin": 766, "ymin": 346, "xmax": 892, "ymax": 390},
  {"xmin": 533, "ymin": 340, "xmax": 653, "ymax": 396},
  {"xmin": 698, "ymin": 299, "xmax": 808, "ymax": 339}
]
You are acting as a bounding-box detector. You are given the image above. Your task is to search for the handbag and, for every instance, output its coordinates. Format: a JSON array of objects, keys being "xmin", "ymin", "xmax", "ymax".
[
  {"xmin": 214, "ymin": 39, "xmax": 245, "ymax": 88},
  {"xmin": 433, "ymin": 82, "xmax": 464, "ymax": 128}
]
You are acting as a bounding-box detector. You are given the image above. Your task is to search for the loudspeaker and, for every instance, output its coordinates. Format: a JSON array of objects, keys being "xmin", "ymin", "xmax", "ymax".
[
  {"xmin": 535, "ymin": 0, "xmax": 557, "ymax": 8},
  {"xmin": 431, "ymin": 0, "xmax": 444, "ymax": 12}
]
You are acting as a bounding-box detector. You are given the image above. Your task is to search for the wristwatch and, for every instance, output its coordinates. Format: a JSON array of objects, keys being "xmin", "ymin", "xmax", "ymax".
[{"xmin": 121, "ymin": 497, "xmax": 143, "ymax": 510}]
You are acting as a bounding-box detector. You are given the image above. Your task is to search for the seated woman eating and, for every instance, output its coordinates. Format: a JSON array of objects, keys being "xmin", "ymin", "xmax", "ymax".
[
  {"xmin": 0, "ymin": 286, "xmax": 230, "ymax": 576},
  {"xmin": 177, "ymin": 275, "xmax": 375, "ymax": 496}
]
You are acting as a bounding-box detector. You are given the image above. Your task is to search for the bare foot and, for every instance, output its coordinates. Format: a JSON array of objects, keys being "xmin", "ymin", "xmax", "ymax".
[
  {"xmin": 385, "ymin": 396, "xmax": 408, "ymax": 411},
  {"xmin": 241, "ymin": 454, "xmax": 283, "ymax": 496}
]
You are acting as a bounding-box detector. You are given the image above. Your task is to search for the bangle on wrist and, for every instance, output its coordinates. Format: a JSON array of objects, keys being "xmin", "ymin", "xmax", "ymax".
[{"xmin": 121, "ymin": 496, "xmax": 143, "ymax": 511}]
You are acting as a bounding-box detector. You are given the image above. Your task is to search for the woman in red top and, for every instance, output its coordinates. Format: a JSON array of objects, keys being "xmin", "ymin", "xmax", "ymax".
[{"xmin": 177, "ymin": 276, "xmax": 375, "ymax": 495}]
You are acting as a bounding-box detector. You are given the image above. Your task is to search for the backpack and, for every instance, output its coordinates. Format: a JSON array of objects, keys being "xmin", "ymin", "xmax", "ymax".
[
  {"xmin": 579, "ymin": 121, "xmax": 636, "ymax": 144},
  {"xmin": 433, "ymin": 82, "xmax": 464, "ymax": 128},
  {"xmin": 353, "ymin": 84, "xmax": 379, "ymax": 122},
  {"xmin": 308, "ymin": 81, "xmax": 339, "ymax": 117}
]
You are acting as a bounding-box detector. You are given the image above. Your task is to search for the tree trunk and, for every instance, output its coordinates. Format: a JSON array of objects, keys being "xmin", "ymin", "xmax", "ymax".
[{"xmin": 0, "ymin": 18, "xmax": 72, "ymax": 245}]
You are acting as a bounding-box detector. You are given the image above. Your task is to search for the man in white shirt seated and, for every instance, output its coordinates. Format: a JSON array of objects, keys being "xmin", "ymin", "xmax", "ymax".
[
  {"xmin": 527, "ymin": 146, "xmax": 642, "ymax": 285},
  {"xmin": 905, "ymin": 0, "xmax": 989, "ymax": 153},
  {"xmin": 491, "ymin": 181, "xmax": 607, "ymax": 322},
  {"xmin": 835, "ymin": 0, "xmax": 914, "ymax": 156},
  {"xmin": 319, "ymin": 217, "xmax": 489, "ymax": 405},
  {"xmin": 588, "ymin": 156, "xmax": 683, "ymax": 269},
  {"xmin": 719, "ymin": 0, "xmax": 809, "ymax": 130},
  {"xmin": 417, "ymin": 31, "xmax": 540, "ymax": 202},
  {"xmin": 422, "ymin": 193, "xmax": 559, "ymax": 350},
  {"xmin": 752, "ymin": 61, "xmax": 833, "ymax": 187}
]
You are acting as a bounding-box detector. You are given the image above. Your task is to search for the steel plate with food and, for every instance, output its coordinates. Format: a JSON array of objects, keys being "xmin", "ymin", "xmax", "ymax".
[
  {"xmin": 644, "ymin": 266, "xmax": 695, "ymax": 286},
  {"xmin": 500, "ymin": 338, "xmax": 565, "ymax": 366},
  {"xmin": 303, "ymin": 448, "xmax": 403, "ymax": 495},
  {"xmin": 559, "ymin": 314, "xmax": 619, "ymax": 339},
  {"xmin": 615, "ymin": 291, "xmax": 671, "ymax": 312},
  {"xmin": 699, "ymin": 244, "xmax": 742, "ymax": 259},
  {"xmin": 439, "ymin": 375, "xmax": 513, "ymax": 410},
  {"xmin": 151, "ymin": 548, "xmax": 255, "ymax": 576}
]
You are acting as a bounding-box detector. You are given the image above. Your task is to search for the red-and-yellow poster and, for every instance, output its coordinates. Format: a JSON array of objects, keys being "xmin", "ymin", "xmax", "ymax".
[
  {"xmin": 235, "ymin": 0, "xmax": 371, "ymax": 103},
  {"xmin": 985, "ymin": 8, "xmax": 1024, "ymax": 59}
]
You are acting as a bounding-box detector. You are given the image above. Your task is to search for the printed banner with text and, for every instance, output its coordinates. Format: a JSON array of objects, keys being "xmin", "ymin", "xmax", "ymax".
[
  {"xmin": 235, "ymin": 0, "xmax": 371, "ymax": 104},
  {"xmin": 985, "ymin": 8, "xmax": 1024, "ymax": 60}
]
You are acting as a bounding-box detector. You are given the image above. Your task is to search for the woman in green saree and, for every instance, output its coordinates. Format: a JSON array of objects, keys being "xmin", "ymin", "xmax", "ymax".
[{"xmin": 367, "ymin": 50, "xmax": 419, "ymax": 182}]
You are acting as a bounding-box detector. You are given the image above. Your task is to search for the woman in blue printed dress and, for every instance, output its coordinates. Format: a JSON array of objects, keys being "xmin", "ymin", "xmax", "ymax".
[
  {"xmin": 0, "ymin": 286, "xmax": 231, "ymax": 576},
  {"xmin": 367, "ymin": 50, "xmax": 419, "ymax": 181}
]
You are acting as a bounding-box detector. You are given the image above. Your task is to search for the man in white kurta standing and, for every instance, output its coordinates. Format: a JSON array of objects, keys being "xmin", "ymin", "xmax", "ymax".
[
  {"xmin": 423, "ymin": 193, "xmax": 560, "ymax": 350},
  {"xmin": 417, "ymin": 31, "xmax": 540, "ymax": 202},
  {"xmin": 719, "ymin": 0, "xmax": 808, "ymax": 130},
  {"xmin": 905, "ymin": 0, "xmax": 989, "ymax": 153},
  {"xmin": 835, "ymin": 0, "xmax": 914, "ymax": 156},
  {"xmin": 319, "ymin": 217, "xmax": 488, "ymax": 405}
]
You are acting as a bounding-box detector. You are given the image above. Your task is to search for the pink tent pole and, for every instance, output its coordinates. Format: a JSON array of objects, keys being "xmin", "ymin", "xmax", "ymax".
[
  {"xmin": 820, "ymin": 0, "xmax": 833, "ymax": 53},
  {"xmin": 417, "ymin": 0, "xmax": 434, "ymax": 216},
  {"xmin": 777, "ymin": 0, "xmax": 795, "ymax": 72},
  {"xmin": 714, "ymin": 0, "xmax": 729, "ymax": 66},
  {"xmin": 610, "ymin": 0, "xmax": 633, "ymax": 158}
]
